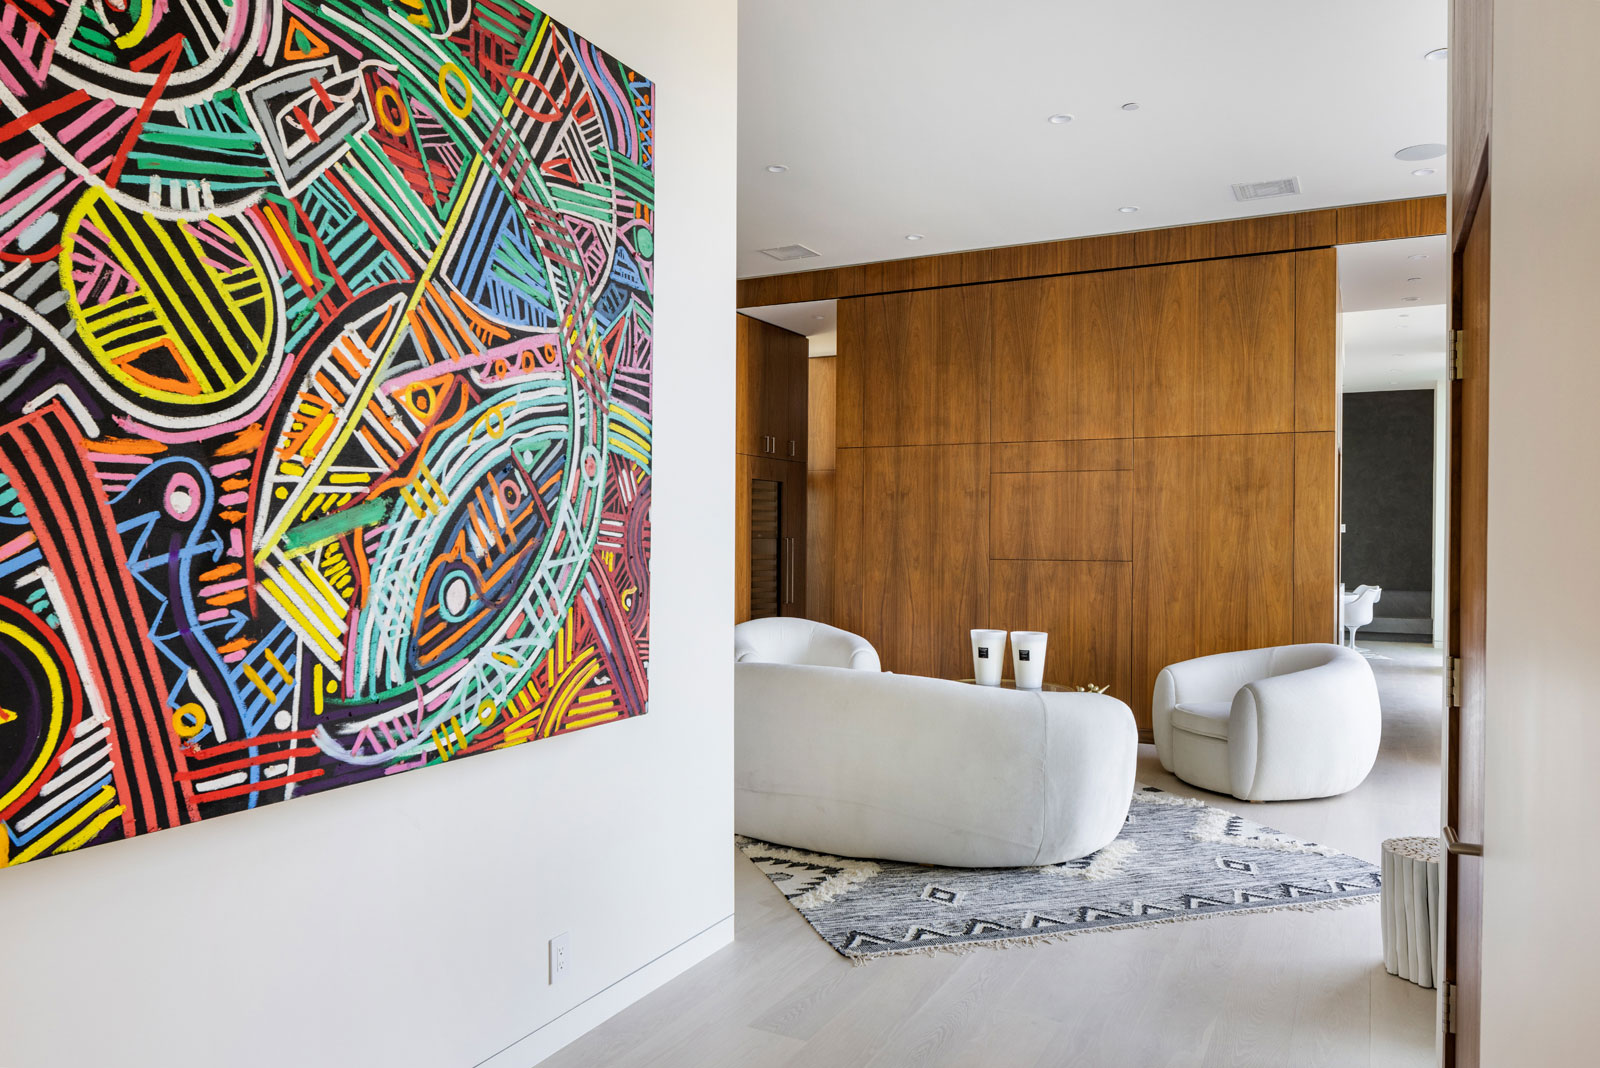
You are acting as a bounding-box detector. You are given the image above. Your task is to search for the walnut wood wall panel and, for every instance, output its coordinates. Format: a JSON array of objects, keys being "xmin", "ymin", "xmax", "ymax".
[
  {"xmin": 737, "ymin": 196, "xmax": 1444, "ymax": 308},
  {"xmin": 990, "ymin": 274, "xmax": 1134, "ymax": 443},
  {"xmin": 1133, "ymin": 256, "xmax": 1296, "ymax": 438},
  {"xmin": 1132, "ymin": 434, "xmax": 1298, "ymax": 727},
  {"xmin": 806, "ymin": 357, "xmax": 837, "ymax": 625},
  {"xmin": 837, "ymin": 288, "xmax": 993, "ymax": 448},
  {"xmin": 819, "ymin": 219, "xmax": 1344, "ymax": 739},
  {"xmin": 1295, "ymin": 249, "xmax": 1339, "ymax": 433},
  {"xmin": 1337, "ymin": 197, "xmax": 1449, "ymax": 246},
  {"xmin": 991, "ymin": 438, "xmax": 1132, "ymax": 474},
  {"xmin": 834, "ymin": 445, "xmax": 989, "ymax": 679},
  {"xmin": 991, "ymin": 470, "xmax": 1131, "ymax": 562},
  {"xmin": 1294, "ymin": 432, "xmax": 1339, "ymax": 644},
  {"xmin": 990, "ymin": 561, "xmax": 1132, "ymax": 702}
]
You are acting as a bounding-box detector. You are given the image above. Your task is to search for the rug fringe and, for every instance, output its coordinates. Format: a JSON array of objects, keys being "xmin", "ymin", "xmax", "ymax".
[
  {"xmin": 1188, "ymin": 806, "xmax": 1340, "ymax": 857},
  {"xmin": 840, "ymin": 894, "xmax": 1378, "ymax": 965},
  {"xmin": 737, "ymin": 840, "xmax": 882, "ymax": 910}
]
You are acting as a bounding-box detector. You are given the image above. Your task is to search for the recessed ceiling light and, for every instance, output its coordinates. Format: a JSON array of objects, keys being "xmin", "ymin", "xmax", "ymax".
[
  {"xmin": 765, "ymin": 164, "xmax": 788, "ymax": 174},
  {"xmin": 1118, "ymin": 206, "xmax": 1139, "ymax": 214},
  {"xmin": 1399, "ymin": 313, "xmax": 1410, "ymax": 318},
  {"xmin": 1412, "ymin": 168, "xmax": 1436, "ymax": 177},
  {"xmin": 905, "ymin": 234, "xmax": 924, "ymax": 241},
  {"xmin": 1047, "ymin": 114, "xmax": 1074, "ymax": 125},
  {"xmin": 1395, "ymin": 143, "xmax": 1447, "ymax": 162},
  {"xmin": 1402, "ymin": 296, "xmax": 1420, "ymax": 302},
  {"xmin": 1407, "ymin": 254, "xmax": 1429, "ymax": 261},
  {"xmin": 1121, "ymin": 102, "xmax": 1140, "ymax": 111},
  {"xmin": 812, "ymin": 315, "xmax": 824, "ymax": 321},
  {"xmin": 1425, "ymin": 48, "xmax": 1448, "ymax": 62}
]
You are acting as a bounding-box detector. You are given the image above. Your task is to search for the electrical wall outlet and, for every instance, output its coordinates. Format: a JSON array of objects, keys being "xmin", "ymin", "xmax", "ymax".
[{"xmin": 549, "ymin": 932, "xmax": 571, "ymax": 985}]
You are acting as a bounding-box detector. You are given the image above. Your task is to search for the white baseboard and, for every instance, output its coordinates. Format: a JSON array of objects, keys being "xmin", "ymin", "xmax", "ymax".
[{"xmin": 475, "ymin": 914, "xmax": 735, "ymax": 1068}]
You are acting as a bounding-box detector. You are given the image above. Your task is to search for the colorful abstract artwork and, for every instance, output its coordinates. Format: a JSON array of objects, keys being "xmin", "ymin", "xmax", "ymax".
[{"xmin": 0, "ymin": 0, "xmax": 654, "ymax": 867}]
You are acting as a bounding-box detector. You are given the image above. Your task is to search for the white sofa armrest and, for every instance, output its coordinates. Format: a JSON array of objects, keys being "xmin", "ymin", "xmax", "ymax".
[
  {"xmin": 1228, "ymin": 652, "xmax": 1382, "ymax": 800},
  {"xmin": 1153, "ymin": 647, "xmax": 1274, "ymax": 772}
]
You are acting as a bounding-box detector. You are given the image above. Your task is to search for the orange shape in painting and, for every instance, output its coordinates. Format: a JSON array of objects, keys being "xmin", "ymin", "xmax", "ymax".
[
  {"xmin": 283, "ymin": 16, "xmax": 332, "ymax": 61},
  {"xmin": 0, "ymin": 706, "xmax": 16, "ymax": 724}
]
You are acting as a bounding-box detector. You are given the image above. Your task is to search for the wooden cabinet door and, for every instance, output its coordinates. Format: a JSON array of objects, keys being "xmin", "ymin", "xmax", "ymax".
[
  {"xmin": 735, "ymin": 456, "xmax": 806, "ymax": 622},
  {"xmin": 736, "ymin": 316, "xmax": 770, "ymax": 457},
  {"xmin": 782, "ymin": 346, "xmax": 809, "ymax": 464},
  {"xmin": 738, "ymin": 315, "xmax": 808, "ymax": 459}
]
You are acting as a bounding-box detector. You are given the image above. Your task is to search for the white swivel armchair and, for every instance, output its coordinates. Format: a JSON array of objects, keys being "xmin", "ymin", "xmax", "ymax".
[
  {"xmin": 1342, "ymin": 584, "xmax": 1383, "ymax": 648},
  {"xmin": 1153, "ymin": 643, "xmax": 1382, "ymax": 801},
  {"xmin": 733, "ymin": 617, "xmax": 881, "ymax": 671}
]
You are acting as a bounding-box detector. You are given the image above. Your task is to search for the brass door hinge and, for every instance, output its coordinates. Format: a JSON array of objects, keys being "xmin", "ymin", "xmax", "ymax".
[
  {"xmin": 1445, "ymin": 981, "xmax": 1459, "ymax": 1035},
  {"xmin": 1451, "ymin": 330, "xmax": 1466, "ymax": 381},
  {"xmin": 1448, "ymin": 657, "xmax": 1463, "ymax": 708}
]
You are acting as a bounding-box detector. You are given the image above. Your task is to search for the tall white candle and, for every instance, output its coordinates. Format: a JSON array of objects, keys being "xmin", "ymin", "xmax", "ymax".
[
  {"xmin": 970, "ymin": 629, "xmax": 1007, "ymax": 686},
  {"xmin": 1010, "ymin": 630, "xmax": 1048, "ymax": 690}
]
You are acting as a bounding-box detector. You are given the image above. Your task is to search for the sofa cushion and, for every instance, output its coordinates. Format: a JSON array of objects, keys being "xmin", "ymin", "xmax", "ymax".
[{"xmin": 1170, "ymin": 700, "xmax": 1232, "ymax": 741}]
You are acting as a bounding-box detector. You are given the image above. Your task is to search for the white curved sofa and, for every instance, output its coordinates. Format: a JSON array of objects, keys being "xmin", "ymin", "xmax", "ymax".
[
  {"xmin": 1153, "ymin": 643, "xmax": 1381, "ymax": 802},
  {"xmin": 736, "ymin": 663, "xmax": 1137, "ymax": 867},
  {"xmin": 734, "ymin": 617, "xmax": 881, "ymax": 671}
]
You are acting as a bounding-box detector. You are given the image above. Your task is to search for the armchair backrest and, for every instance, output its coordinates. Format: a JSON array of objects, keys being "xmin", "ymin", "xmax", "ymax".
[{"xmin": 733, "ymin": 617, "xmax": 881, "ymax": 671}]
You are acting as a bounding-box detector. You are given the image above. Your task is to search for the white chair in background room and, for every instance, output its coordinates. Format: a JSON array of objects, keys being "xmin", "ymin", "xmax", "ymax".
[{"xmin": 1341, "ymin": 584, "xmax": 1383, "ymax": 649}]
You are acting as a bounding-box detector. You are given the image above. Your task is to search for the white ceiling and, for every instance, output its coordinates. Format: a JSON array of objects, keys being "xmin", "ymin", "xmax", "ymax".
[
  {"xmin": 1339, "ymin": 235, "xmax": 1449, "ymax": 393},
  {"xmin": 1338, "ymin": 235, "xmax": 1448, "ymax": 312},
  {"xmin": 1342, "ymin": 304, "xmax": 1448, "ymax": 393},
  {"xmin": 739, "ymin": 300, "xmax": 838, "ymax": 356},
  {"xmin": 739, "ymin": 0, "xmax": 1448, "ymax": 279}
]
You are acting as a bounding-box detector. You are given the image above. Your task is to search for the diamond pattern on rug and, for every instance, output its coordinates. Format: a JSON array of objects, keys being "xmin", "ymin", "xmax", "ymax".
[{"xmin": 738, "ymin": 785, "xmax": 1382, "ymax": 961}]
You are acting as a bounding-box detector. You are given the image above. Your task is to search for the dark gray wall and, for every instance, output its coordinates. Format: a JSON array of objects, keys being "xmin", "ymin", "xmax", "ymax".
[{"xmin": 1342, "ymin": 389, "xmax": 1435, "ymax": 595}]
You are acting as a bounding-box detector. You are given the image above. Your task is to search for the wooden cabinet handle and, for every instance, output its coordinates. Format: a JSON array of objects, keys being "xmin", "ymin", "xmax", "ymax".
[{"xmin": 785, "ymin": 536, "xmax": 794, "ymax": 604}]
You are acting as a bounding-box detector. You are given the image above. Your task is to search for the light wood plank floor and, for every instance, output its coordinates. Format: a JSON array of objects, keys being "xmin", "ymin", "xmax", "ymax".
[{"xmin": 545, "ymin": 642, "xmax": 1443, "ymax": 1068}]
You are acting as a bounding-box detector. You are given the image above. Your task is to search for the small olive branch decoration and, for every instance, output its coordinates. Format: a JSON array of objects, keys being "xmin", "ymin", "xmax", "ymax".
[{"xmin": 1073, "ymin": 683, "xmax": 1110, "ymax": 694}]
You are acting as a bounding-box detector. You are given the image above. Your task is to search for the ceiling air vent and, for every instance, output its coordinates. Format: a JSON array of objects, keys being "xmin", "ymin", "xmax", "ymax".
[
  {"xmin": 760, "ymin": 244, "xmax": 820, "ymax": 262},
  {"xmin": 1231, "ymin": 177, "xmax": 1302, "ymax": 202}
]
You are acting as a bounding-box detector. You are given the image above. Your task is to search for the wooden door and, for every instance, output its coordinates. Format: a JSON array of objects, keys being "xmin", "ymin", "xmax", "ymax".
[
  {"xmin": 748, "ymin": 474, "xmax": 782, "ymax": 619},
  {"xmin": 1443, "ymin": 186, "xmax": 1488, "ymax": 1068},
  {"xmin": 734, "ymin": 456, "xmax": 806, "ymax": 623},
  {"xmin": 779, "ymin": 459, "xmax": 806, "ymax": 617}
]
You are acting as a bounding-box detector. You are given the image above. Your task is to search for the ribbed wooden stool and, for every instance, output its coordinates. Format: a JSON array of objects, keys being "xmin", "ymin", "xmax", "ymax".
[{"xmin": 1381, "ymin": 836, "xmax": 1442, "ymax": 988}]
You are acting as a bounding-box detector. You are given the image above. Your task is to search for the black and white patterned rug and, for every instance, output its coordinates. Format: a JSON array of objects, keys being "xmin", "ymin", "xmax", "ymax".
[{"xmin": 740, "ymin": 785, "xmax": 1382, "ymax": 962}]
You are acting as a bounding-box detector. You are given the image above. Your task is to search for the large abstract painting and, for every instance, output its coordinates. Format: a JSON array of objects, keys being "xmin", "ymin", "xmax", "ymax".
[{"xmin": 0, "ymin": 0, "xmax": 654, "ymax": 867}]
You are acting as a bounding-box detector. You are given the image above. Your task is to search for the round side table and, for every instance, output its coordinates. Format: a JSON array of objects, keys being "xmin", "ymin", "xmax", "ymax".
[
  {"xmin": 956, "ymin": 679, "xmax": 1070, "ymax": 692},
  {"xmin": 1381, "ymin": 835, "xmax": 1442, "ymax": 988}
]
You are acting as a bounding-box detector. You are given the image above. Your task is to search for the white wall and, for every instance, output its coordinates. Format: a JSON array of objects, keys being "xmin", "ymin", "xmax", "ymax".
[
  {"xmin": 1478, "ymin": 1, "xmax": 1600, "ymax": 1062},
  {"xmin": 0, "ymin": 2, "xmax": 738, "ymax": 1065}
]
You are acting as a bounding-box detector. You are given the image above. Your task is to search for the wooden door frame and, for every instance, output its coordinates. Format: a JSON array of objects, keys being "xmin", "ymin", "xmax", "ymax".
[{"xmin": 1442, "ymin": 171, "xmax": 1489, "ymax": 1068}]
